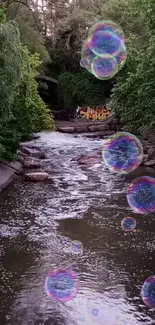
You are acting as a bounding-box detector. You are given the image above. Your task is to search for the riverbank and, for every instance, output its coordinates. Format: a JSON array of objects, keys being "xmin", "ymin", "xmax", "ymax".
[{"xmin": 0, "ymin": 161, "xmax": 22, "ymax": 191}]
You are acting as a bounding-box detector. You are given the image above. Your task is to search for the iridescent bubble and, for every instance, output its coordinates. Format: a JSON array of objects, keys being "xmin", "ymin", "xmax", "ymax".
[
  {"xmin": 45, "ymin": 267, "xmax": 80, "ymax": 302},
  {"xmin": 80, "ymin": 58, "xmax": 90, "ymax": 68},
  {"xmin": 141, "ymin": 275, "xmax": 155, "ymax": 309},
  {"xmin": 84, "ymin": 296, "xmax": 118, "ymax": 324},
  {"xmin": 121, "ymin": 216, "xmax": 136, "ymax": 232},
  {"xmin": 115, "ymin": 43, "xmax": 127, "ymax": 70},
  {"xmin": 127, "ymin": 176, "xmax": 155, "ymax": 214},
  {"xmin": 91, "ymin": 54, "xmax": 118, "ymax": 80},
  {"xmin": 88, "ymin": 20, "xmax": 125, "ymax": 42},
  {"xmin": 81, "ymin": 39, "xmax": 96, "ymax": 73},
  {"xmin": 89, "ymin": 30, "xmax": 123, "ymax": 57},
  {"xmin": 102, "ymin": 132, "xmax": 143, "ymax": 174},
  {"xmin": 72, "ymin": 240, "xmax": 83, "ymax": 254},
  {"xmin": 92, "ymin": 308, "xmax": 99, "ymax": 316}
]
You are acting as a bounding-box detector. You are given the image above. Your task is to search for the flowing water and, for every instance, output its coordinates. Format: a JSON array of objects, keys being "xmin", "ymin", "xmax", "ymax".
[{"xmin": 0, "ymin": 131, "xmax": 155, "ymax": 325}]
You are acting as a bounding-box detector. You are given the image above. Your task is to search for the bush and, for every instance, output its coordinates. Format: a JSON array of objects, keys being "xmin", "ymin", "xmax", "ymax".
[
  {"xmin": 0, "ymin": 19, "xmax": 22, "ymax": 120},
  {"xmin": 0, "ymin": 13, "xmax": 55, "ymax": 161},
  {"xmin": 11, "ymin": 47, "xmax": 55, "ymax": 140},
  {"xmin": 58, "ymin": 70, "xmax": 112, "ymax": 110},
  {"xmin": 110, "ymin": 36, "xmax": 155, "ymax": 133}
]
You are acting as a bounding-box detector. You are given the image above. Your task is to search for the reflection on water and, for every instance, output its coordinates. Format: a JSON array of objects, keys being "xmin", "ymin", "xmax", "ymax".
[{"xmin": 0, "ymin": 131, "xmax": 155, "ymax": 325}]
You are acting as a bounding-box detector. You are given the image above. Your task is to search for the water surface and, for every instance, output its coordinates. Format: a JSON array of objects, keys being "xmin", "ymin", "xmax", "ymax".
[{"xmin": 0, "ymin": 131, "xmax": 155, "ymax": 325}]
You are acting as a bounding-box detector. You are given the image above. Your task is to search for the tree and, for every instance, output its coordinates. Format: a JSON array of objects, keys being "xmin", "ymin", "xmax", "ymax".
[{"xmin": 109, "ymin": 0, "xmax": 155, "ymax": 133}]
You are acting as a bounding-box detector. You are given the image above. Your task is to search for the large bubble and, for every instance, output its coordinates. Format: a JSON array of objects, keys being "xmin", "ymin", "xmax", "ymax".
[
  {"xmin": 89, "ymin": 30, "xmax": 123, "ymax": 57},
  {"xmin": 80, "ymin": 58, "xmax": 90, "ymax": 68},
  {"xmin": 81, "ymin": 39, "xmax": 96, "ymax": 73},
  {"xmin": 115, "ymin": 43, "xmax": 127, "ymax": 70},
  {"xmin": 102, "ymin": 132, "xmax": 143, "ymax": 174},
  {"xmin": 141, "ymin": 275, "xmax": 155, "ymax": 309},
  {"xmin": 45, "ymin": 267, "xmax": 80, "ymax": 302},
  {"xmin": 127, "ymin": 176, "xmax": 155, "ymax": 214},
  {"xmin": 121, "ymin": 216, "xmax": 136, "ymax": 232},
  {"xmin": 88, "ymin": 20, "xmax": 125, "ymax": 43},
  {"xmin": 80, "ymin": 20, "xmax": 127, "ymax": 79},
  {"xmin": 91, "ymin": 54, "xmax": 118, "ymax": 80}
]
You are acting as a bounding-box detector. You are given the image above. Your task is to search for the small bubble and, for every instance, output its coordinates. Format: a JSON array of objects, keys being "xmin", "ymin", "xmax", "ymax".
[
  {"xmin": 72, "ymin": 240, "xmax": 83, "ymax": 254},
  {"xmin": 121, "ymin": 217, "xmax": 136, "ymax": 232}
]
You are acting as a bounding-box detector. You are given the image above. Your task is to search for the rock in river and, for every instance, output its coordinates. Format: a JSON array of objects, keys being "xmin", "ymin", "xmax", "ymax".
[
  {"xmin": 73, "ymin": 153, "xmax": 100, "ymax": 165},
  {"xmin": 21, "ymin": 147, "xmax": 45, "ymax": 159},
  {"xmin": 24, "ymin": 172, "xmax": 50, "ymax": 182},
  {"xmin": 23, "ymin": 157, "xmax": 41, "ymax": 168}
]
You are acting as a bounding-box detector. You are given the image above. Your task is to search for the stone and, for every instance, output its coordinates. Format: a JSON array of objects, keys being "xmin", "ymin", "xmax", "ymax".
[
  {"xmin": 24, "ymin": 172, "xmax": 50, "ymax": 182},
  {"xmin": 148, "ymin": 147, "xmax": 155, "ymax": 160},
  {"xmin": 87, "ymin": 124, "xmax": 109, "ymax": 132},
  {"xmin": 144, "ymin": 159, "xmax": 155, "ymax": 167},
  {"xmin": 0, "ymin": 161, "xmax": 22, "ymax": 190},
  {"xmin": 74, "ymin": 126, "xmax": 88, "ymax": 133},
  {"xmin": 23, "ymin": 157, "xmax": 41, "ymax": 168},
  {"xmin": 20, "ymin": 147, "xmax": 45, "ymax": 159},
  {"xmin": 75, "ymin": 153, "xmax": 100, "ymax": 165},
  {"xmin": 31, "ymin": 133, "xmax": 40, "ymax": 140},
  {"xmin": 140, "ymin": 154, "xmax": 148, "ymax": 165},
  {"xmin": 57, "ymin": 126, "xmax": 75, "ymax": 133}
]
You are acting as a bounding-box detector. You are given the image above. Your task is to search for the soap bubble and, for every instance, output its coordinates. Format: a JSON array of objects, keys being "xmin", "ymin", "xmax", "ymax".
[
  {"xmin": 121, "ymin": 216, "xmax": 136, "ymax": 231},
  {"xmin": 81, "ymin": 39, "xmax": 96, "ymax": 73},
  {"xmin": 92, "ymin": 308, "xmax": 99, "ymax": 316},
  {"xmin": 80, "ymin": 20, "xmax": 126, "ymax": 79},
  {"xmin": 141, "ymin": 275, "xmax": 155, "ymax": 309},
  {"xmin": 84, "ymin": 296, "xmax": 119, "ymax": 324},
  {"xmin": 102, "ymin": 132, "xmax": 143, "ymax": 174},
  {"xmin": 72, "ymin": 240, "xmax": 83, "ymax": 254},
  {"xmin": 127, "ymin": 176, "xmax": 155, "ymax": 214},
  {"xmin": 45, "ymin": 267, "xmax": 80, "ymax": 302},
  {"xmin": 91, "ymin": 54, "xmax": 118, "ymax": 80},
  {"xmin": 80, "ymin": 58, "xmax": 90, "ymax": 68},
  {"xmin": 115, "ymin": 43, "xmax": 127, "ymax": 69},
  {"xmin": 88, "ymin": 20, "xmax": 125, "ymax": 42},
  {"xmin": 89, "ymin": 30, "xmax": 123, "ymax": 57}
]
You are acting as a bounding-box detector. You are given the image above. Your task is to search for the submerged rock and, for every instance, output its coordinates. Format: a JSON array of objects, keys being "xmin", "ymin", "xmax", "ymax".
[
  {"xmin": 73, "ymin": 153, "xmax": 100, "ymax": 165},
  {"xmin": 24, "ymin": 172, "xmax": 50, "ymax": 182}
]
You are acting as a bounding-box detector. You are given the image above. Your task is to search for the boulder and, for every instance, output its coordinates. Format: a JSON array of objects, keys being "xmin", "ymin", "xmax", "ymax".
[
  {"xmin": 148, "ymin": 147, "xmax": 155, "ymax": 160},
  {"xmin": 57, "ymin": 126, "xmax": 75, "ymax": 133},
  {"xmin": 75, "ymin": 153, "xmax": 100, "ymax": 165},
  {"xmin": 21, "ymin": 147, "xmax": 45, "ymax": 159},
  {"xmin": 31, "ymin": 133, "xmax": 40, "ymax": 140},
  {"xmin": 23, "ymin": 157, "xmax": 41, "ymax": 168},
  {"xmin": 24, "ymin": 172, "xmax": 50, "ymax": 182},
  {"xmin": 87, "ymin": 124, "xmax": 109, "ymax": 132},
  {"xmin": 143, "ymin": 159, "xmax": 155, "ymax": 167},
  {"xmin": 74, "ymin": 126, "xmax": 88, "ymax": 133}
]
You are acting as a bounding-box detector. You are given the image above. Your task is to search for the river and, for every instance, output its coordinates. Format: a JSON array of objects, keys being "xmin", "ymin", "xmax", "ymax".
[{"xmin": 0, "ymin": 131, "xmax": 155, "ymax": 325}]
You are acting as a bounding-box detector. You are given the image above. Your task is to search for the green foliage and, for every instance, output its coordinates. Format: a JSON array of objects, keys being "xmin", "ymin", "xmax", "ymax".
[
  {"xmin": 109, "ymin": 0, "xmax": 155, "ymax": 132},
  {"xmin": 6, "ymin": 3, "xmax": 50, "ymax": 64},
  {"xmin": 58, "ymin": 70, "xmax": 111, "ymax": 108},
  {"xmin": 0, "ymin": 20, "xmax": 22, "ymax": 120},
  {"xmin": 11, "ymin": 46, "xmax": 55, "ymax": 139},
  {"xmin": 110, "ymin": 37, "xmax": 155, "ymax": 132},
  {"xmin": 0, "ymin": 20, "xmax": 55, "ymax": 162},
  {"xmin": 0, "ymin": 6, "xmax": 6, "ymax": 23}
]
